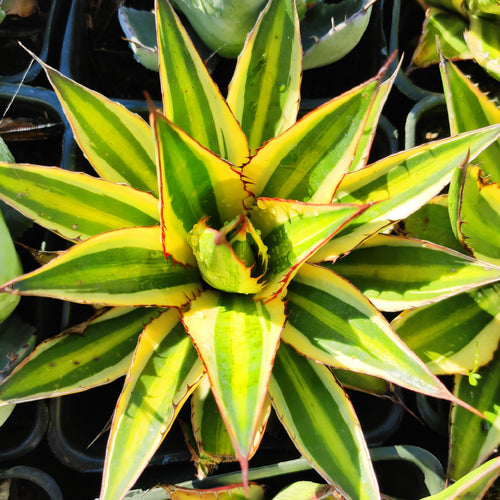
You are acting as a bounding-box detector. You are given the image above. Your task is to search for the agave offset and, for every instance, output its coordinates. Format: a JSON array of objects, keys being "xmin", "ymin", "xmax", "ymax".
[{"xmin": 1, "ymin": 1, "xmax": 500, "ymax": 499}]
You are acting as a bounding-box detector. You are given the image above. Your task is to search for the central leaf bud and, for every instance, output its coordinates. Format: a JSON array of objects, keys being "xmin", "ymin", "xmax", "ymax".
[{"xmin": 187, "ymin": 214, "xmax": 268, "ymax": 294}]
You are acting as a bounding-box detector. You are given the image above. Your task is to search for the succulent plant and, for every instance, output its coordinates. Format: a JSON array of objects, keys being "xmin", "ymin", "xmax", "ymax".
[
  {"xmin": 412, "ymin": 0, "xmax": 500, "ymax": 80},
  {"xmin": 0, "ymin": 1, "xmax": 500, "ymax": 499},
  {"xmin": 118, "ymin": 0, "xmax": 375, "ymax": 71}
]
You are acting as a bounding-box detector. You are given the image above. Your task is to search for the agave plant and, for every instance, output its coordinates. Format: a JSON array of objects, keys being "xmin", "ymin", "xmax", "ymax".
[
  {"xmin": 411, "ymin": 0, "xmax": 500, "ymax": 80},
  {"xmin": 118, "ymin": 0, "xmax": 375, "ymax": 70},
  {"xmin": 1, "ymin": 0, "xmax": 500, "ymax": 499}
]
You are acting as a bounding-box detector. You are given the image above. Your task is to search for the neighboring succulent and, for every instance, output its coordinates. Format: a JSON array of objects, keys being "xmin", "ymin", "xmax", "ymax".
[
  {"xmin": 0, "ymin": 1, "xmax": 500, "ymax": 500},
  {"xmin": 412, "ymin": 0, "xmax": 500, "ymax": 80},
  {"xmin": 118, "ymin": 0, "xmax": 375, "ymax": 71}
]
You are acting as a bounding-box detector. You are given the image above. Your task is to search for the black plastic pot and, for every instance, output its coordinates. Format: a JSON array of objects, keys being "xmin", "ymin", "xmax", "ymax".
[
  {"xmin": 60, "ymin": 0, "xmax": 161, "ymax": 101},
  {"xmin": 0, "ymin": 0, "xmax": 67, "ymax": 85},
  {"xmin": 0, "ymin": 402, "xmax": 49, "ymax": 462},
  {"xmin": 0, "ymin": 83, "xmax": 67, "ymax": 165},
  {"xmin": 46, "ymin": 380, "xmax": 193, "ymax": 475},
  {"xmin": 0, "ymin": 465, "xmax": 63, "ymax": 500}
]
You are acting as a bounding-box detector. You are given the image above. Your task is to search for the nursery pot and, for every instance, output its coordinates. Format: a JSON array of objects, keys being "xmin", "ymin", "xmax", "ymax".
[{"xmin": 0, "ymin": 0, "xmax": 66, "ymax": 85}]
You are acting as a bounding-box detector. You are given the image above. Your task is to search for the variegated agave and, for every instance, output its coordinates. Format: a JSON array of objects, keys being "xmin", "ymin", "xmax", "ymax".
[
  {"xmin": 1, "ymin": 1, "xmax": 500, "ymax": 499},
  {"xmin": 412, "ymin": 0, "xmax": 500, "ymax": 81}
]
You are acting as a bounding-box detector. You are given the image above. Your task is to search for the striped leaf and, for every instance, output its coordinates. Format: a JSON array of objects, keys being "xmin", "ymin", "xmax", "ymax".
[
  {"xmin": 312, "ymin": 125, "xmax": 500, "ymax": 261},
  {"xmin": 190, "ymin": 376, "xmax": 271, "ymax": 474},
  {"xmin": 333, "ymin": 369, "xmax": 389, "ymax": 396},
  {"xmin": 330, "ymin": 234, "xmax": 500, "ymax": 311},
  {"xmin": 0, "ymin": 226, "xmax": 202, "ymax": 307},
  {"xmin": 422, "ymin": 457, "xmax": 500, "ymax": 500},
  {"xmin": 250, "ymin": 198, "xmax": 367, "ymax": 300},
  {"xmin": 451, "ymin": 165, "xmax": 500, "ymax": 266},
  {"xmin": 283, "ymin": 263, "xmax": 457, "ymax": 400},
  {"xmin": 152, "ymin": 111, "xmax": 248, "ymax": 265},
  {"xmin": 0, "ymin": 163, "xmax": 159, "ymax": 242},
  {"xmin": 0, "ymin": 307, "xmax": 159, "ymax": 403},
  {"xmin": 440, "ymin": 58, "xmax": 500, "ymax": 182},
  {"xmin": 191, "ymin": 376, "xmax": 238, "ymax": 472},
  {"xmin": 43, "ymin": 65, "xmax": 157, "ymax": 193},
  {"xmin": 350, "ymin": 72, "xmax": 396, "ymax": 173},
  {"xmin": 243, "ymin": 76, "xmax": 382, "ymax": 203},
  {"xmin": 182, "ymin": 291, "xmax": 285, "ymax": 483},
  {"xmin": 0, "ymin": 211, "xmax": 21, "ymax": 323},
  {"xmin": 101, "ymin": 309, "xmax": 204, "ymax": 500},
  {"xmin": 411, "ymin": 8, "xmax": 472, "ymax": 68},
  {"xmin": 392, "ymin": 284, "xmax": 500, "ymax": 375},
  {"xmin": 449, "ymin": 353, "xmax": 500, "ymax": 480},
  {"xmin": 226, "ymin": 0, "xmax": 301, "ymax": 151},
  {"xmin": 400, "ymin": 195, "xmax": 464, "ymax": 253},
  {"xmin": 465, "ymin": 14, "xmax": 500, "ymax": 81},
  {"xmin": 156, "ymin": 0, "xmax": 248, "ymax": 165},
  {"xmin": 269, "ymin": 342, "xmax": 380, "ymax": 500}
]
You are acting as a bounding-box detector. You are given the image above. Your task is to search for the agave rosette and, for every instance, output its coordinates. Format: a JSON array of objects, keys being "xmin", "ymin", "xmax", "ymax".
[{"xmin": 1, "ymin": 1, "xmax": 500, "ymax": 499}]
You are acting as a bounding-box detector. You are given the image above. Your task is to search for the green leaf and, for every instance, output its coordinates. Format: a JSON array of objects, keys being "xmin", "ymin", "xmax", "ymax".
[
  {"xmin": 118, "ymin": 6, "xmax": 158, "ymax": 71},
  {"xmin": 333, "ymin": 369, "xmax": 389, "ymax": 396},
  {"xmin": 421, "ymin": 457, "xmax": 500, "ymax": 500},
  {"xmin": 0, "ymin": 163, "xmax": 159, "ymax": 242},
  {"xmin": 350, "ymin": 72, "xmax": 396, "ymax": 173},
  {"xmin": 0, "ymin": 136, "xmax": 14, "ymax": 163},
  {"xmin": 0, "ymin": 314, "xmax": 36, "ymax": 380},
  {"xmin": 269, "ymin": 342, "xmax": 380, "ymax": 500},
  {"xmin": 227, "ymin": 0, "xmax": 301, "ymax": 151},
  {"xmin": 0, "ymin": 307, "xmax": 159, "ymax": 403},
  {"xmin": 392, "ymin": 285, "xmax": 500, "ymax": 375},
  {"xmin": 465, "ymin": 14, "xmax": 500, "ymax": 81},
  {"xmin": 244, "ymin": 76, "xmax": 382, "ymax": 203},
  {"xmin": 42, "ymin": 65, "xmax": 157, "ymax": 193},
  {"xmin": 411, "ymin": 8, "xmax": 472, "ymax": 68},
  {"xmin": 399, "ymin": 195, "xmax": 464, "ymax": 253},
  {"xmin": 152, "ymin": 110, "xmax": 248, "ymax": 266},
  {"xmin": 301, "ymin": 0, "xmax": 373, "ymax": 70},
  {"xmin": 0, "ymin": 210, "xmax": 21, "ymax": 323},
  {"xmin": 453, "ymin": 165, "xmax": 500, "ymax": 265},
  {"xmin": 440, "ymin": 58, "xmax": 500, "ymax": 182},
  {"xmin": 331, "ymin": 234, "xmax": 500, "ymax": 311},
  {"xmin": 272, "ymin": 481, "xmax": 343, "ymax": 500},
  {"xmin": 191, "ymin": 376, "xmax": 238, "ymax": 473},
  {"xmin": 448, "ymin": 353, "xmax": 500, "ymax": 480},
  {"xmin": 1, "ymin": 227, "xmax": 202, "ymax": 307},
  {"xmin": 156, "ymin": 0, "xmax": 249, "ymax": 164},
  {"xmin": 250, "ymin": 198, "xmax": 367, "ymax": 299},
  {"xmin": 182, "ymin": 291, "xmax": 285, "ymax": 483},
  {"xmin": 101, "ymin": 309, "xmax": 204, "ymax": 500},
  {"xmin": 170, "ymin": 0, "xmax": 267, "ymax": 59},
  {"xmin": 187, "ymin": 215, "xmax": 267, "ymax": 294},
  {"xmin": 284, "ymin": 263, "xmax": 457, "ymax": 400},
  {"xmin": 190, "ymin": 376, "xmax": 270, "ymax": 475},
  {"xmin": 313, "ymin": 125, "xmax": 500, "ymax": 261}
]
